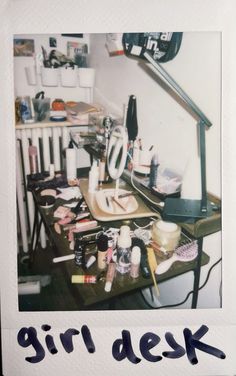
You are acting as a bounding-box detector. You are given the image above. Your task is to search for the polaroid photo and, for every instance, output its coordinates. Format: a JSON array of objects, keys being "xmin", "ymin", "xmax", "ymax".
[{"xmin": 0, "ymin": 0, "xmax": 236, "ymax": 375}]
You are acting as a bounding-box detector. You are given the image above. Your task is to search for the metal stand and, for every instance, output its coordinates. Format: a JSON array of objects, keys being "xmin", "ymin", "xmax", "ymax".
[
  {"xmin": 143, "ymin": 51, "xmax": 212, "ymax": 222},
  {"xmin": 191, "ymin": 237, "xmax": 203, "ymax": 308},
  {"xmin": 29, "ymin": 202, "xmax": 43, "ymax": 265}
]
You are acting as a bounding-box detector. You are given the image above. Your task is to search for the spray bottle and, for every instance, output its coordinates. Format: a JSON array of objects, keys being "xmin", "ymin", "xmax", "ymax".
[{"xmin": 116, "ymin": 225, "xmax": 132, "ymax": 274}]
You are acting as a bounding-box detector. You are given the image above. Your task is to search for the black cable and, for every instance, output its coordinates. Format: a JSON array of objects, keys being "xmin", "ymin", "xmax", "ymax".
[{"xmin": 140, "ymin": 257, "xmax": 222, "ymax": 309}]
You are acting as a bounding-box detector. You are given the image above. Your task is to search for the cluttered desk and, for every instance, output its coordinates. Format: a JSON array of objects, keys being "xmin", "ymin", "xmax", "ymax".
[
  {"xmin": 25, "ymin": 113, "xmax": 220, "ymax": 310},
  {"xmin": 27, "ymin": 166, "xmax": 212, "ymax": 310},
  {"xmin": 18, "ymin": 35, "xmax": 221, "ymax": 311}
]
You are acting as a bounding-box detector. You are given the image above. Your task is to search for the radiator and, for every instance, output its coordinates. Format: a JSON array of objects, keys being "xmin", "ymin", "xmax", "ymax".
[{"xmin": 16, "ymin": 126, "xmax": 70, "ymax": 253}]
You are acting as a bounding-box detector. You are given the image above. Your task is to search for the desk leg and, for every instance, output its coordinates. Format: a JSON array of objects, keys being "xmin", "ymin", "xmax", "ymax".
[
  {"xmin": 191, "ymin": 237, "xmax": 203, "ymax": 308},
  {"xmin": 29, "ymin": 204, "xmax": 43, "ymax": 265}
]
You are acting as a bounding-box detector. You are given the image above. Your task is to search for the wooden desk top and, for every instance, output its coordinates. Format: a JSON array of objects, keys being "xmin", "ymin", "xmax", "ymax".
[{"xmin": 84, "ymin": 144, "xmax": 221, "ymax": 238}]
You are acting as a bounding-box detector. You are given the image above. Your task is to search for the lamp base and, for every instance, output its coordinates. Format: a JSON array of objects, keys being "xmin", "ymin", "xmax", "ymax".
[{"xmin": 163, "ymin": 198, "xmax": 210, "ymax": 223}]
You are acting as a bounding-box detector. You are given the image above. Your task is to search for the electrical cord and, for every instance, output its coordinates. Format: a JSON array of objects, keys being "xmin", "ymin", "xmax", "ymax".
[
  {"xmin": 126, "ymin": 151, "xmax": 222, "ymax": 309},
  {"xmin": 126, "ymin": 151, "xmax": 162, "ymax": 216},
  {"xmin": 140, "ymin": 257, "xmax": 222, "ymax": 309},
  {"xmin": 133, "ymin": 218, "xmax": 155, "ymax": 229}
]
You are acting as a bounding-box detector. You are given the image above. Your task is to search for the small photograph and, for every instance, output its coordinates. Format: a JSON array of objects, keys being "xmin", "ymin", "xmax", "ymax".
[
  {"xmin": 14, "ymin": 38, "xmax": 35, "ymax": 57},
  {"xmin": 49, "ymin": 37, "xmax": 57, "ymax": 48}
]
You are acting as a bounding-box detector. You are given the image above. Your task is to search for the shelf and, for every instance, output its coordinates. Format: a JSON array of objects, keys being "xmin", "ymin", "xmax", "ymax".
[{"xmin": 15, "ymin": 120, "xmax": 90, "ymax": 130}]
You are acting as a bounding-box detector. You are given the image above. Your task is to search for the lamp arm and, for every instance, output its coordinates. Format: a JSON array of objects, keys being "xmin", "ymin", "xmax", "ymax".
[
  {"xmin": 141, "ymin": 51, "xmax": 212, "ymax": 217},
  {"xmin": 143, "ymin": 51, "xmax": 212, "ymax": 128},
  {"xmin": 199, "ymin": 120, "xmax": 207, "ymax": 212}
]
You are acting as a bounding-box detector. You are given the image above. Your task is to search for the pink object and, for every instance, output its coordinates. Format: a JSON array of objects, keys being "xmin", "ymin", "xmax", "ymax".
[
  {"xmin": 58, "ymin": 216, "xmax": 73, "ymax": 225},
  {"xmin": 53, "ymin": 206, "xmax": 71, "ymax": 219},
  {"xmin": 155, "ymin": 241, "xmax": 198, "ymax": 275},
  {"xmin": 28, "ymin": 145, "xmax": 39, "ymax": 174},
  {"xmin": 106, "ymin": 247, "xmax": 113, "ymax": 264}
]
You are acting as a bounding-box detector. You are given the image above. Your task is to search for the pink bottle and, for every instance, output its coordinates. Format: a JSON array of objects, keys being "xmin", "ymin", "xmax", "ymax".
[{"xmin": 28, "ymin": 145, "xmax": 39, "ymax": 174}]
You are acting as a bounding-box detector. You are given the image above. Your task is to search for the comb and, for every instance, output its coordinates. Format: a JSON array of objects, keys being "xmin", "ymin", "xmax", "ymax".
[{"xmin": 155, "ymin": 240, "xmax": 198, "ymax": 275}]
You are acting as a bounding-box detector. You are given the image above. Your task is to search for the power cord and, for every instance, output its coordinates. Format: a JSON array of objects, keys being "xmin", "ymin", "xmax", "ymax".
[
  {"xmin": 126, "ymin": 151, "xmax": 162, "ymax": 216},
  {"xmin": 140, "ymin": 257, "xmax": 222, "ymax": 309},
  {"xmin": 127, "ymin": 151, "xmax": 222, "ymax": 309}
]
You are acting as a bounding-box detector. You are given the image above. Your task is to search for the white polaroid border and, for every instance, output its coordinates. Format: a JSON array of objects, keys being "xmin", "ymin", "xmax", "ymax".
[{"xmin": 1, "ymin": 0, "xmax": 236, "ymax": 375}]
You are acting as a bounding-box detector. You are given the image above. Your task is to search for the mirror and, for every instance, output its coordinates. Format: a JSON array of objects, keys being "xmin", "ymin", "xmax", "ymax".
[
  {"xmin": 107, "ymin": 125, "xmax": 128, "ymax": 180},
  {"xmin": 94, "ymin": 125, "xmax": 139, "ymax": 216}
]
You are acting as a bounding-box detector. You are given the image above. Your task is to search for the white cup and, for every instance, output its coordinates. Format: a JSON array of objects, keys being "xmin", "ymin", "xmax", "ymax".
[
  {"xmin": 25, "ymin": 66, "xmax": 37, "ymax": 85},
  {"xmin": 78, "ymin": 68, "xmax": 95, "ymax": 87},
  {"xmin": 139, "ymin": 149, "xmax": 152, "ymax": 166}
]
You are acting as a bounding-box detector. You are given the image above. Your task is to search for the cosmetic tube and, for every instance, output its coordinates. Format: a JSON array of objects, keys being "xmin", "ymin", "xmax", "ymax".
[
  {"xmin": 71, "ymin": 275, "xmax": 97, "ymax": 284},
  {"xmin": 53, "ymin": 254, "xmax": 75, "ymax": 263},
  {"xmin": 130, "ymin": 246, "xmax": 141, "ymax": 278},
  {"xmin": 86, "ymin": 255, "xmax": 96, "ymax": 269},
  {"xmin": 104, "ymin": 263, "xmax": 116, "ymax": 292}
]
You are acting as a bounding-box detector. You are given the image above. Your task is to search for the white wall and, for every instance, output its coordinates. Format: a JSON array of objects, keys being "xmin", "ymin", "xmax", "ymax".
[
  {"xmin": 90, "ymin": 32, "xmax": 221, "ymax": 197},
  {"xmin": 89, "ymin": 32, "xmax": 222, "ymax": 308},
  {"xmin": 14, "ymin": 33, "xmax": 92, "ymax": 167},
  {"xmin": 14, "ymin": 33, "xmax": 91, "ymax": 102}
]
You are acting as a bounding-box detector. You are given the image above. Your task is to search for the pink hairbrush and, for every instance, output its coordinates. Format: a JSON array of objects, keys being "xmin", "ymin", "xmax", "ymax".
[{"xmin": 155, "ymin": 240, "xmax": 198, "ymax": 275}]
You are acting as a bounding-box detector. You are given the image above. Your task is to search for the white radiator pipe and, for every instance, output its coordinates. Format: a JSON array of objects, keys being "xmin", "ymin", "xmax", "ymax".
[
  {"xmin": 31, "ymin": 128, "xmax": 47, "ymax": 249},
  {"xmin": 42, "ymin": 127, "xmax": 51, "ymax": 172},
  {"xmin": 16, "ymin": 125, "xmax": 72, "ymax": 252},
  {"xmin": 18, "ymin": 129, "xmax": 35, "ymax": 235},
  {"xmin": 16, "ymin": 140, "xmax": 28, "ymax": 253},
  {"xmin": 31, "ymin": 128, "xmax": 41, "ymax": 172},
  {"xmin": 52, "ymin": 127, "xmax": 61, "ymax": 171},
  {"xmin": 62, "ymin": 125, "xmax": 69, "ymax": 149}
]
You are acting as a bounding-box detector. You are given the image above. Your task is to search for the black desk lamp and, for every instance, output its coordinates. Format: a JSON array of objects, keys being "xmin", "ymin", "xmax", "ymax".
[{"xmin": 141, "ymin": 51, "xmax": 212, "ymax": 222}]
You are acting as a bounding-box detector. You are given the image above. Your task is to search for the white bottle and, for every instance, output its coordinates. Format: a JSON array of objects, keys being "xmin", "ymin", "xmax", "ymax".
[
  {"xmin": 88, "ymin": 161, "xmax": 99, "ymax": 193},
  {"xmin": 66, "ymin": 148, "xmax": 77, "ymax": 181},
  {"xmin": 116, "ymin": 225, "xmax": 132, "ymax": 274}
]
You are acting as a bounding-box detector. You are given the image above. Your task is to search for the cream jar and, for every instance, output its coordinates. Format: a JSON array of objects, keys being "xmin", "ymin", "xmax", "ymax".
[{"xmin": 151, "ymin": 220, "xmax": 181, "ymax": 252}]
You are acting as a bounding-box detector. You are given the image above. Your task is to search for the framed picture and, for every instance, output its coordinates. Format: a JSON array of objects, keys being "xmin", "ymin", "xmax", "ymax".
[{"xmin": 13, "ymin": 39, "xmax": 35, "ymax": 57}]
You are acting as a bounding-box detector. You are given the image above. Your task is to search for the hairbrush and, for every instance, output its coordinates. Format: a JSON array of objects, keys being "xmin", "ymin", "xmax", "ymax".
[{"xmin": 155, "ymin": 240, "xmax": 198, "ymax": 275}]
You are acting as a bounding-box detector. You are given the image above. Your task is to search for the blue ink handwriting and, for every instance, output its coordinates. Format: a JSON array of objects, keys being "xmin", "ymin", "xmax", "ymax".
[
  {"xmin": 17, "ymin": 324, "xmax": 95, "ymax": 363},
  {"xmin": 17, "ymin": 324, "xmax": 225, "ymax": 366},
  {"xmin": 112, "ymin": 325, "xmax": 226, "ymax": 365}
]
